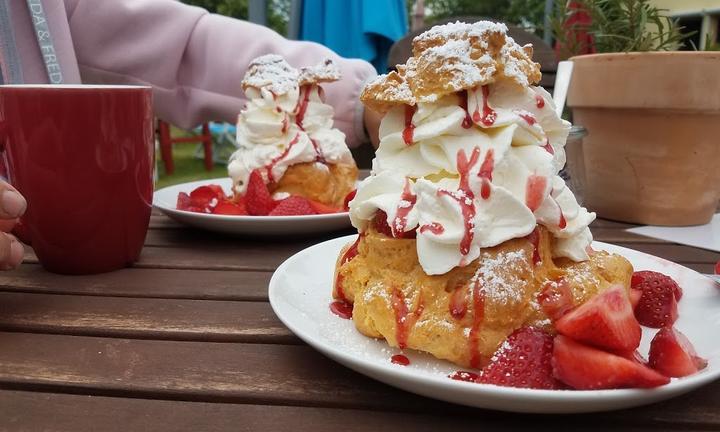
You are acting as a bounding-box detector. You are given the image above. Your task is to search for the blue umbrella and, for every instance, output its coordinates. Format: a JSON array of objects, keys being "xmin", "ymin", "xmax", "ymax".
[{"xmin": 299, "ymin": 0, "xmax": 408, "ymax": 73}]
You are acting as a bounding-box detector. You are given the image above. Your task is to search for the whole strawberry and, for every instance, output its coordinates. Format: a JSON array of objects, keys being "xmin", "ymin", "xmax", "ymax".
[
  {"xmin": 245, "ymin": 170, "xmax": 276, "ymax": 216},
  {"xmin": 477, "ymin": 327, "xmax": 564, "ymax": 390},
  {"xmin": 631, "ymin": 271, "xmax": 682, "ymax": 328}
]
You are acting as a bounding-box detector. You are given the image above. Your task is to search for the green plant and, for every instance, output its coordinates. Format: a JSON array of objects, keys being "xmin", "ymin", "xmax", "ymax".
[
  {"xmin": 552, "ymin": 0, "xmax": 690, "ymax": 58},
  {"xmin": 704, "ymin": 34, "xmax": 720, "ymax": 51},
  {"xmin": 180, "ymin": 0, "xmax": 291, "ymax": 36}
]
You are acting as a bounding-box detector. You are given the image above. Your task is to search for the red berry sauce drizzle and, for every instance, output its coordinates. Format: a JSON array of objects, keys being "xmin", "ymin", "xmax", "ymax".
[
  {"xmin": 542, "ymin": 139, "xmax": 554, "ymax": 155},
  {"xmin": 527, "ymin": 226, "xmax": 542, "ymax": 266},
  {"xmin": 467, "ymin": 276, "xmax": 486, "ymax": 369},
  {"xmin": 391, "ymin": 288, "xmax": 424, "ymax": 350},
  {"xmin": 281, "ymin": 116, "xmax": 289, "ymax": 134},
  {"xmin": 419, "ymin": 222, "xmax": 444, "ymax": 235},
  {"xmin": 330, "ymin": 233, "xmax": 365, "ymax": 319},
  {"xmin": 437, "ymin": 145, "xmax": 494, "ymax": 258},
  {"xmin": 478, "ymin": 149, "xmax": 494, "ymax": 200},
  {"xmin": 402, "ymin": 104, "xmax": 417, "ymax": 146},
  {"xmin": 329, "ymin": 301, "xmax": 353, "ymax": 320},
  {"xmin": 525, "ymin": 174, "xmax": 547, "ymax": 212},
  {"xmin": 265, "ymin": 133, "xmax": 301, "ymax": 182},
  {"xmin": 449, "ymin": 283, "xmax": 468, "ymax": 319},
  {"xmin": 294, "ymin": 84, "xmax": 326, "ymax": 163},
  {"xmin": 392, "ymin": 179, "xmax": 417, "ymax": 236},
  {"xmin": 559, "ymin": 210, "xmax": 567, "ymax": 229},
  {"xmin": 516, "ymin": 111, "xmax": 538, "ymax": 126},
  {"xmin": 447, "ymin": 276, "xmax": 486, "ymax": 369},
  {"xmin": 535, "ymin": 94, "xmax": 545, "ymax": 109},
  {"xmin": 449, "ymin": 370, "xmax": 480, "ymax": 382},
  {"xmin": 391, "ymin": 354, "xmax": 410, "ymax": 366},
  {"xmin": 472, "ymin": 85, "xmax": 497, "ymax": 127},
  {"xmin": 438, "ymin": 148, "xmax": 479, "ymax": 256},
  {"xmin": 458, "ymin": 91, "xmax": 474, "ymax": 129}
]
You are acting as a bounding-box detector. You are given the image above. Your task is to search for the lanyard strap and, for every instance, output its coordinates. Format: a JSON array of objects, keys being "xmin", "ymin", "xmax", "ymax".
[
  {"xmin": 0, "ymin": 0, "xmax": 24, "ymax": 84},
  {"xmin": 26, "ymin": 0, "xmax": 63, "ymax": 84}
]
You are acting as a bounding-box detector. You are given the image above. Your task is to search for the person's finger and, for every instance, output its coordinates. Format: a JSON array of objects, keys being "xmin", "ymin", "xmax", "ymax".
[
  {"xmin": 0, "ymin": 233, "xmax": 24, "ymax": 270},
  {"xmin": 0, "ymin": 182, "xmax": 26, "ymax": 219},
  {"xmin": 0, "ymin": 218, "xmax": 17, "ymax": 233}
]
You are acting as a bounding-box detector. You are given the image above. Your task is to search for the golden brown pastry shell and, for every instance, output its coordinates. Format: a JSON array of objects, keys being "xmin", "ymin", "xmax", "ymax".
[
  {"xmin": 271, "ymin": 161, "xmax": 358, "ymax": 208},
  {"xmin": 333, "ymin": 227, "xmax": 633, "ymax": 368}
]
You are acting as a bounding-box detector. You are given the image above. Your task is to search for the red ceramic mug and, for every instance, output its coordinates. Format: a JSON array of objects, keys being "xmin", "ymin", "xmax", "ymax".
[{"xmin": 0, "ymin": 85, "xmax": 154, "ymax": 274}]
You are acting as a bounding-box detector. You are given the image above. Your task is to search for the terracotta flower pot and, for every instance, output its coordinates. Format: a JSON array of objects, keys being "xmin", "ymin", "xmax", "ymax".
[{"xmin": 567, "ymin": 52, "xmax": 720, "ymax": 226}]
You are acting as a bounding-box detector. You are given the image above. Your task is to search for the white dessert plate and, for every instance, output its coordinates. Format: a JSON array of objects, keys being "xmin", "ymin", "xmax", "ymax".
[
  {"xmin": 269, "ymin": 235, "xmax": 720, "ymax": 413},
  {"xmin": 153, "ymin": 178, "xmax": 351, "ymax": 236}
]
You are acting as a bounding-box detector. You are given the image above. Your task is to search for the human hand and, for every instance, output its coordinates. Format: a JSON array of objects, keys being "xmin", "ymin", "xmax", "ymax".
[
  {"xmin": 0, "ymin": 182, "xmax": 26, "ymax": 270},
  {"xmin": 363, "ymin": 108, "xmax": 383, "ymax": 149}
]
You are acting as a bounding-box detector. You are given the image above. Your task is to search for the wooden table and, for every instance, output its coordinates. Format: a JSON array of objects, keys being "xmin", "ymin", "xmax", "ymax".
[{"xmin": 0, "ymin": 212, "xmax": 718, "ymax": 431}]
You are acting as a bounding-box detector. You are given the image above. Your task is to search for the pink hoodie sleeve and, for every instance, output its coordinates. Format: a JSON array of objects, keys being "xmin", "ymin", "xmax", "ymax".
[{"xmin": 63, "ymin": 0, "xmax": 377, "ymax": 148}]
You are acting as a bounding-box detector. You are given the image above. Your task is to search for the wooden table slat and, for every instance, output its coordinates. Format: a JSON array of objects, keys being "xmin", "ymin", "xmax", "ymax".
[
  {"xmin": 0, "ymin": 331, "xmax": 442, "ymax": 411},
  {"xmin": 0, "ymin": 265, "xmax": 271, "ymax": 301},
  {"xmin": 0, "ymin": 292, "xmax": 295, "ymax": 343},
  {"xmin": 22, "ymin": 239, "xmax": 349, "ymax": 272},
  {"xmin": 2, "ymin": 390, "xmax": 698, "ymax": 432}
]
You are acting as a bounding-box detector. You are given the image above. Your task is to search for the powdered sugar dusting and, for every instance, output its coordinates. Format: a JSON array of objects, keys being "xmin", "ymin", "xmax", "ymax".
[
  {"xmin": 363, "ymin": 72, "xmax": 416, "ymax": 108},
  {"xmin": 242, "ymin": 54, "xmax": 299, "ymax": 95},
  {"xmin": 299, "ymin": 58, "xmax": 341, "ymax": 85},
  {"xmin": 361, "ymin": 20, "xmax": 541, "ymax": 110},
  {"xmin": 412, "ymin": 21, "xmax": 508, "ymax": 47},
  {"xmin": 243, "ymin": 55, "xmax": 343, "ymax": 95},
  {"xmin": 473, "ymin": 250, "xmax": 529, "ymax": 305}
]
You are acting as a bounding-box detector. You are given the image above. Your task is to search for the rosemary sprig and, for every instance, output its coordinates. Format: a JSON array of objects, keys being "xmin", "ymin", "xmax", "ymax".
[{"xmin": 552, "ymin": 0, "xmax": 692, "ymax": 58}]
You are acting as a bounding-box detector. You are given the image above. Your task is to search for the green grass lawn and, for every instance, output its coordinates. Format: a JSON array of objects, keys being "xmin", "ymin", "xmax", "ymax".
[{"xmin": 156, "ymin": 142, "xmax": 228, "ymax": 189}]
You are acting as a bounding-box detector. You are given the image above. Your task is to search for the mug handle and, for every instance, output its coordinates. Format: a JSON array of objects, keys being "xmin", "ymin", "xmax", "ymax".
[{"xmin": 0, "ymin": 121, "xmax": 31, "ymax": 245}]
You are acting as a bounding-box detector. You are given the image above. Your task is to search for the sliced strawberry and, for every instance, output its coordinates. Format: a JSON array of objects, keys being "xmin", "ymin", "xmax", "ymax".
[
  {"xmin": 477, "ymin": 327, "xmax": 564, "ymax": 390},
  {"xmin": 649, "ymin": 326, "xmax": 707, "ymax": 378},
  {"xmin": 715, "ymin": 260, "xmax": 720, "ymax": 275},
  {"xmin": 555, "ymin": 285, "xmax": 641, "ymax": 352},
  {"xmin": 189, "ymin": 186, "xmax": 223, "ymax": 211},
  {"xmin": 269, "ymin": 196, "xmax": 317, "ymax": 216},
  {"xmin": 178, "ymin": 184, "xmax": 229, "ymax": 213},
  {"xmin": 631, "ymin": 271, "xmax": 681, "ymax": 328},
  {"xmin": 613, "ymin": 349, "xmax": 649, "ymax": 366},
  {"xmin": 552, "ymin": 335, "xmax": 670, "ymax": 390},
  {"xmin": 177, "ymin": 192, "xmax": 195, "ymax": 211},
  {"xmin": 213, "ymin": 200, "xmax": 248, "ymax": 215},
  {"xmin": 205, "ymin": 184, "xmax": 226, "ymax": 199},
  {"xmin": 245, "ymin": 170, "xmax": 276, "ymax": 216},
  {"xmin": 537, "ymin": 278, "xmax": 575, "ymax": 321},
  {"xmin": 309, "ymin": 200, "xmax": 341, "ymax": 214},
  {"xmin": 343, "ymin": 189, "xmax": 357, "ymax": 211}
]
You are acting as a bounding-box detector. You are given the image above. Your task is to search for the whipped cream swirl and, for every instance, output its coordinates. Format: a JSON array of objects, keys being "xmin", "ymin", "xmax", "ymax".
[
  {"xmin": 228, "ymin": 81, "xmax": 352, "ymax": 194},
  {"xmin": 350, "ymin": 82, "xmax": 595, "ymax": 275}
]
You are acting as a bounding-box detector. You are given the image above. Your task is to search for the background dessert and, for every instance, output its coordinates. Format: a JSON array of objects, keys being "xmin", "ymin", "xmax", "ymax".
[{"xmin": 228, "ymin": 54, "xmax": 357, "ymax": 208}]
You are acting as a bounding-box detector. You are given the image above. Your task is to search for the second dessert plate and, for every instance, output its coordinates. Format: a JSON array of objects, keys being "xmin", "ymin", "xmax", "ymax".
[
  {"xmin": 153, "ymin": 178, "xmax": 352, "ymax": 236},
  {"xmin": 269, "ymin": 235, "xmax": 720, "ymax": 413}
]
